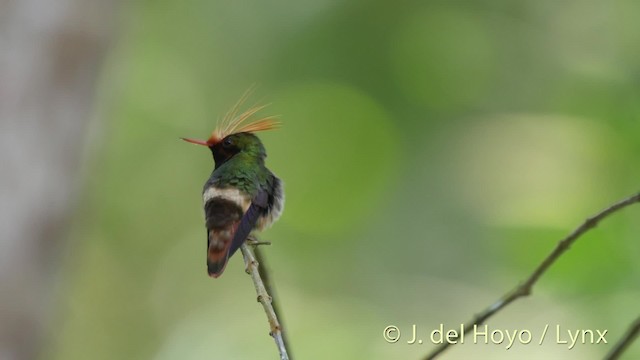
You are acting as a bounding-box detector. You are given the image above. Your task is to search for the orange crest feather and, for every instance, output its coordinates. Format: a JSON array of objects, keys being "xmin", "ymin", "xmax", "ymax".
[{"xmin": 208, "ymin": 86, "xmax": 280, "ymax": 144}]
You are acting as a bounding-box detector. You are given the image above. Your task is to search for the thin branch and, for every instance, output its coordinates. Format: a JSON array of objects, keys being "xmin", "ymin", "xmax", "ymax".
[
  {"xmin": 425, "ymin": 191, "xmax": 640, "ymax": 360},
  {"xmin": 605, "ymin": 315, "xmax": 640, "ymax": 360},
  {"xmin": 241, "ymin": 242, "xmax": 290, "ymax": 360},
  {"xmin": 254, "ymin": 247, "xmax": 294, "ymax": 359}
]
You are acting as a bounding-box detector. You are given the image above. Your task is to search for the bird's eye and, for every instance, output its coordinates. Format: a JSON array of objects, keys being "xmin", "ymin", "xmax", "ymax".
[{"xmin": 223, "ymin": 138, "xmax": 233, "ymax": 148}]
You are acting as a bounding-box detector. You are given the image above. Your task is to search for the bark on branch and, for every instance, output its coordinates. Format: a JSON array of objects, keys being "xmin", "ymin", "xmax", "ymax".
[
  {"xmin": 605, "ymin": 315, "xmax": 640, "ymax": 360},
  {"xmin": 424, "ymin": 192, "xmax": 640, "ymax": 360},
  {"xmin": 241, "ymin": 243, "xmax": 291, "ymax": 360}
]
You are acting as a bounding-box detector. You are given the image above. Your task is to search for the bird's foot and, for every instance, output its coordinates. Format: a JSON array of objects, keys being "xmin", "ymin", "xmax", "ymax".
[{"xmin": 246, "ymin": 235, "xmax": 271, "ymax": 246}]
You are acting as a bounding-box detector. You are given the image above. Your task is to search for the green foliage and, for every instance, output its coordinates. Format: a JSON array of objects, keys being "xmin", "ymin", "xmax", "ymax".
[{"xmin": 46, "ymin": 1, "xmax": 640, "ymax": 359}]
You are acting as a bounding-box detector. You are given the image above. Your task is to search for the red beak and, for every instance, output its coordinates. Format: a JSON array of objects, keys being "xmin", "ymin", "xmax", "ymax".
[{"xmin": 181, "ymin": 137, "xmax": 211, "ymax": 146}]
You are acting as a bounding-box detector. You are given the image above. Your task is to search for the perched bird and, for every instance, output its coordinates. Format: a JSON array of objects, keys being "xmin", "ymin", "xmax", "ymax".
[{"xmin": 182, "ymin": 101, "xmax": 284, "ymax": 278}]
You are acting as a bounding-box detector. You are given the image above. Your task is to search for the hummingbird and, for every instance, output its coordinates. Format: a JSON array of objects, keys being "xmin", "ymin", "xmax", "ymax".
[{"xmin": 182, "ymin": 101, "xmax": 284, "ymax": 278}]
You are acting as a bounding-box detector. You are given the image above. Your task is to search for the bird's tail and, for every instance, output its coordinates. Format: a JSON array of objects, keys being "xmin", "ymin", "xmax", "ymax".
[{"xmin": 207, "ymin": 230, "xmax": 232, "ymax": 278}]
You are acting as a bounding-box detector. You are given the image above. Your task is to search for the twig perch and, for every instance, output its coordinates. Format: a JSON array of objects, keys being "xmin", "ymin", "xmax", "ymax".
[
  {"xmin": 241, "ymin": 242, "xmax": 290, "ymax": 360},
  {"xmin": 425, "ymin": 191, "xmax": 640, "ymax": 360},
  {"xmin": 254, "ymin": 247, "xmax": 294, "ymax": 358},
  {"xmin": 605, "ymin": 315, "xmax": 640, "ymax": 360}
]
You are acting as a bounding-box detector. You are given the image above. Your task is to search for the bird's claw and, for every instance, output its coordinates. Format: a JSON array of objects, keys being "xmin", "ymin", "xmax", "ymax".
[{"xmin": 246, "ymin": 235, "xmax": 271, "ymax": 246}]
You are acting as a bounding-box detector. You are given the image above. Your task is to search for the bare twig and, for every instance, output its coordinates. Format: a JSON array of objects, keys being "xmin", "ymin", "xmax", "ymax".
[
  {"xmin": 254, "ymin": 247, "xmax": 294, "ymax": 359},
  {"xmin": 241, "ymin": 242, "xmax": 290, "ymax": 360},
  {"xmin": 605, "ymin": 315, "xmax": 640, "ymax": 360},
  {"xmin": 425, "ymin": 192, "xmax": 640, "ymax": 360}
]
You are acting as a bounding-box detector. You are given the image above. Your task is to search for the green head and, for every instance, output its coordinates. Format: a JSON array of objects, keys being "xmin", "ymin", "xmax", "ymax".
[
  {"xmin": 182, "ymin": 110, "xmax": 279, "ymax": 168},
  {"xmin": 210, "ymin": 132, "xmax": 266, "ymax": 168}
]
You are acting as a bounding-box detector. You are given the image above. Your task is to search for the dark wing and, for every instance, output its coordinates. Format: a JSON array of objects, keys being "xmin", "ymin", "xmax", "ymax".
[{"xmin": 227, "ymin": 188, "xmax": 269, "ymax": 259}]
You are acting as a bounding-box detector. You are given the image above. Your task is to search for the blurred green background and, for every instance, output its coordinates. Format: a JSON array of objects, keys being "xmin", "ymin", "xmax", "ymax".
[{"xmin": 45, "ymin": 1, "xmax": 640, "ymax": 359}]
